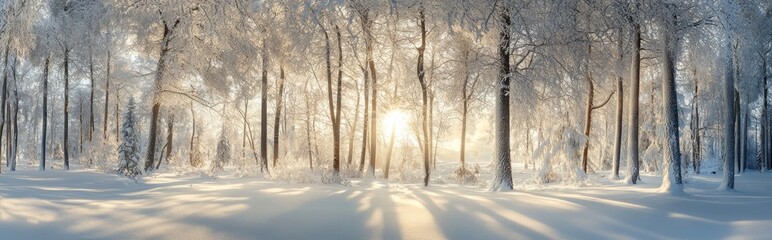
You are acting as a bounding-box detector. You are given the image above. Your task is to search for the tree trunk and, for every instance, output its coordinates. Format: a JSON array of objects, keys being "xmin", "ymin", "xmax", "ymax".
[
  {"xmin": 190, "ymin": 104, "xmax": 197, "ymax": 167},
  {"xmin": 145, "ymin": 20, "xmax": 177, "ymax": 172},
  {"xmin": 384, "ymin": 121, "xmax": 396, "ymax": 179},
  {"xmin": 417, "ymin": 7, "xmax": 430, "ymax": 186},
  {"xmin": 242, "ymin": 99, "xmax": 248, "ymax": 161},
  {"xmin": 611, "ymin": 66, "xmax": 624, "ymax": 180},
  {"xmin": 103, "ymin": 50, "xmax": 111, "ymax": 140},
  {"xmin": 461, "ymin": 86, "xmax": 469, "ymax": 169},
  {"xmin": 359, "ymin": 66, "xmax": 370, "ymax": 173},
  {"xmin": 721, "ymin": 39, "xmax": 737, "ymax": 191},
  {"xmin": 11, "ymin": 77, "xmax": 18, "ymax": 171},
  {"xmin": 9, "ymin": 56, "xmax": 19, "ymax": 172},
  {"xmin": 79, "ymin": 98, "xmax": 83, "ymax": 154},
  {"xmin": 691, "ymin": 65, "xmax": 701, "ymax": 174},
  {"xmin": 741, "ymin": 104, "xmax": 747, "ymax": 172},
  {"xmin": 347, "ymin": 81, "xmax": 361, "ymax": 166},
  {"xmin": 734, "ymin": 93, "xmax": 740, "ymax": 174},
  {"xmin": 158, "ymin": 115, "xmax": 173, "ymax": 169},
  {"xmin": 581, "ymin": 41, "xmax": 594, "ymax": 173},
  {"xmin": 368, "ymin": 54, "xmax": 378, "ymax": 177},
  {"xmin": 115, "ymin": 89, "xmax": 119, "ymax": 143},
  {"xmin": 260, "ymin": 41, "xmax": 269, "ymax": 173},
  {"xmin": 40, "ymin": 57, "xmax": 50, "ymax": 171},
  {"xmin": 4, "ymin": 78, "xmax": 11, "ymax": 170},
  {"xmin": 612, "ymin": 37, "xmax": 624, "ymax": 179},
  {"xmin": 0, "ymin": 47, "xmax": 8, "ymax": 171},
  {"xmin": 273, "ymin": 65, "xmax": 285, "ymax": 168},
  {"xmin": 626, "ymin": 19, "xmax": 641, "ymax": 184},
  {"xmin": 63, "ymin": 47, "xmax": 70, "ymax": 170},
  {"xmin": 661, "ymin": 16, "xmax": 683, "ymax": 190},
  {"xmin": 305, "ymin": 94, "xmax": 314, "ymax": 170},
  {"xmin": 490, "ymin": 6, "xmax": 514, "ymax": 191},
  {"xmin": 89, "ymin": 52, "xmax": 95, "ymax": 142}
]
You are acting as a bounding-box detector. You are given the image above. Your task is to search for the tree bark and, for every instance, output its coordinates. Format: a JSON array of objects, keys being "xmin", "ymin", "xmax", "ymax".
[
  {"xmin": 40, "ymin": 57, "xmax": 50, "ymax": 171},
  {"xmin": 157, "ymin": 115, "xmax": 173, "ymax": 169},
  {"xmin": 359, "ymin": 66, "xmax": 370, "ymax": 173},
  {"xmin": 89, "ymin": 52, "xmax": 95, "ymax": 142},
  {"xmin": 691, "ymin": 64, "xmax": 701, "ymax": 174},
  {"xmin": 416, "ymin": 7, "xmax": 430, "ymax": 186},
  {"xmin": 242, "ymin": 99, "xmax": 248, "ymax": 161},
  {"xmin": 145, "ymin": 19, "xmax": 178, "ymax": 172},
  {"xmin": 0, "ymin": 47, "xmax": 8, "ymax": 171},
  {"xmin": 490, "ymin": 6, "xmax": 514, "ymax": 191},
  {"xmin": 63, "ymin": 47, "xmax": 70, "ymax": 170},
  {"xmin": 721, "ymin": 38, "xmax": 737, "ymax": 191},
  {"xmin": 661, "ymin": 14, "xmax": 683, "ymax": 190},
  {"xmin": 260, "ymin": 41, "xmax": 269, "ymax": 173},
  {"xmin": 581, "ymin": 42, "xmax": 594, "ymax": 173},
  {"xmin": 626, "ymin": 17, "xmax": 641, "ymax": 184},
  {"xmin": 9, "ymin": 54, "xmax": 17, "ymax": 171},
  {"xmin": 104, "ymin": 50, "xmax": 111, "ymax": 140},
  {"xmin": 11, "ymin": 75, "xmax": 18, "ymax": 171},
  {"xmin": 273, "ymin": 65, "xmax": 285, "ymax": 168},
  {"xmin": 611, "ymin": 63, "xmax": 624, "ymax": 180},
  {"xmin": 611, "ymin": 32, "xmax": 624, "ymax": 179},
  {"xmin": 347, "ymin": 81, "xmax": 361, "ymax": 166},
  {"xmin": 190, "ymin": 104, "xmax": 198, "ymax": 167}
]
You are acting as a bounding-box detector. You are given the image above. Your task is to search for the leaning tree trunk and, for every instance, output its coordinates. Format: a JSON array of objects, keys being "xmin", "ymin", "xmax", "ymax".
[
  {"xmin": 490, "ymin": 6, "xmax": 514, "ymax": 191},
  {"xmin": 157, "ymin": 115, "xmax": 173, "ymax": 169},
  {"xmin": 626, "ymin": 20, "xmax": 641, "ymax": 184},
  {"xmin": 146, "ymin": 21, "xmax": 177, "ymax": 172},
  {"xmin": 40, "ymin": 57, "xmax": 50, "ymax": 171},
  {"xmin": 417, "ymin": 7, "xmax": 430, "ymax": 186}
]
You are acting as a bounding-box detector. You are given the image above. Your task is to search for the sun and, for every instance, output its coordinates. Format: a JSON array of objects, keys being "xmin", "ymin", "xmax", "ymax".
[{"xmin": 382, "ymin": 109, "xmax": 412, "ymax": 145}]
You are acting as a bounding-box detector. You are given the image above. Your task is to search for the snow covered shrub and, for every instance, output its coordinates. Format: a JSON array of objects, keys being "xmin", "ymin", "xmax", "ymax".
[
  {"xmin": 453, "ymin": 163, "xmax": 480, "ymax": 184},
  {"xmin": 211, "ymin": 126, "xmax": 231, "ymax": 174},
  {"xmin": 267, "ymin": 160, "xmax": 326, "ymax": 184},
  {"xmin": 391, "ymin": 148, "xmax": 424, "ymax": 184},
  {"xmin": 642, "ymin": 142, "xmax": 661, "ymax": 173},
  {"xmin": 92, "ymin": 139, "xmax": 120, "ymax": 172},
  {"xmin": 532, "ymin": 125, "xmax": 588, "ymax": 184},
  {"xmin": 116, "ymin": 97, "xmax": 142, "ymax": 180}
]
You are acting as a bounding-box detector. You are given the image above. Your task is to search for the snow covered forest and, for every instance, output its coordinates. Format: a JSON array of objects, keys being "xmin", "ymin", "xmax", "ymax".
[{"xmin": 1, "ymin": 0, "xmax": 772, "ymax": 239}]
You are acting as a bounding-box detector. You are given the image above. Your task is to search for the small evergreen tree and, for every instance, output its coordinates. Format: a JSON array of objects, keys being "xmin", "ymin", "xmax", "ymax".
[
  {"xmin": 117, "ymin": 97, "xmax": 142, "ymax": 180},
  {"xmin": 213, "ymin": 126, "xmax": 230, "ymax": 172}
]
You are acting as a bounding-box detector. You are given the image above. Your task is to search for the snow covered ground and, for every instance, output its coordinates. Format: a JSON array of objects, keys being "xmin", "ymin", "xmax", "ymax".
[{"xmin": 2, "ymin": 165, "xmax": 772, "ymax": 240}]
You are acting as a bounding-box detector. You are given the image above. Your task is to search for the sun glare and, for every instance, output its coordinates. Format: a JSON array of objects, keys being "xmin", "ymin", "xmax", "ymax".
[{"xmin": 383, "ymin": 109, "xmax": 412, "ymax": 145}]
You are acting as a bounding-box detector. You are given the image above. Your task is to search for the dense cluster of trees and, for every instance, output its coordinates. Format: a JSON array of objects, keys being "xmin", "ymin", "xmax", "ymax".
[{"xmin": 0, "ymin": 0, "xmax": 769, "ymax": 192}]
